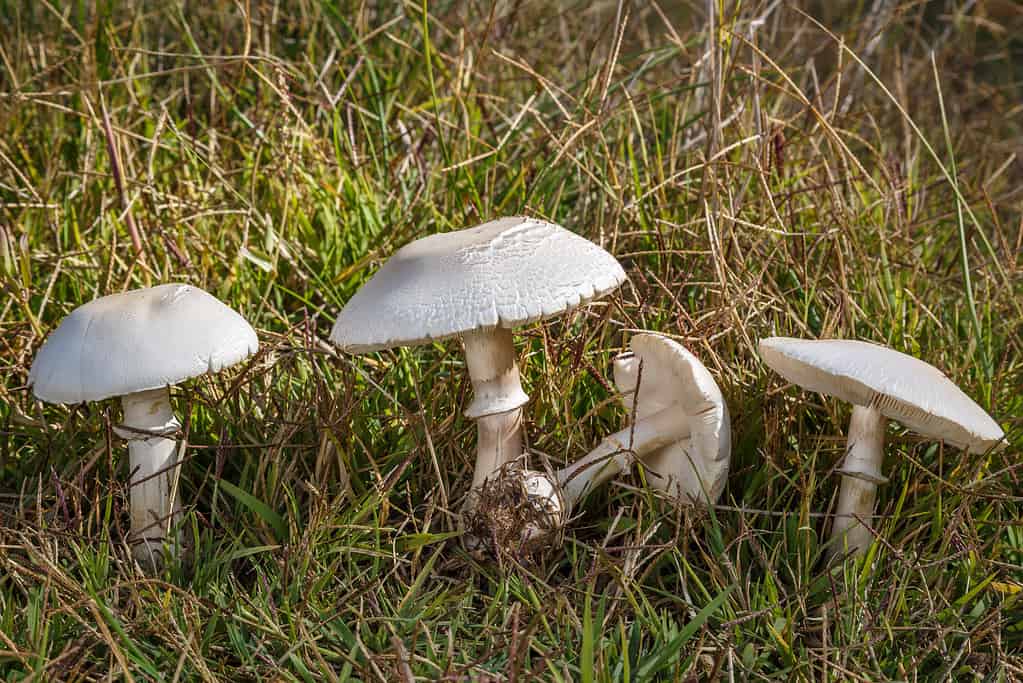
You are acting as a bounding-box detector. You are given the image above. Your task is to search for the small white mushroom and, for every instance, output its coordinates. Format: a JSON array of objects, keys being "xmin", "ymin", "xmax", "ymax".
[
  {"xmin": 29, "ymin": 284, "xmax": 258, "ymax": 569},
  {"xmin": 557, "ymin": 333, "xmax": 731, "ymax": 509},
  {"xmin": 329, "ymin": 216, "xmax": 626, "ymax": 496},
  {"xmin": 759, "ymin": 337, "xmax": 1006, "ymax": 557}
]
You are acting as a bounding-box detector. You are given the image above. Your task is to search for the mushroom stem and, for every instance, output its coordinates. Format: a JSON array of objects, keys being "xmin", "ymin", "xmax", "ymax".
[
  {"xmin": 462, "ymin": 327, "xmax": 529, "ymax": 489},
  {"xmin": 557, "ymin": 407, "xmax": 689, "ymax": 508},
  {"xmin": 117, "ymin": 387, "xmax": 181, "ymax": 569},
  {"xmin": 830, "ymin": 404, "xmax": 886, "ymax": 557},
  {"xmin": 474, "ymin": 409, "xmax": 524, "ymax": 490}
]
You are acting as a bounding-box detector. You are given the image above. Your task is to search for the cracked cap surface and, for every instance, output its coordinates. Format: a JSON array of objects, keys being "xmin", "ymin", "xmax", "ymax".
[{"xmin": 330, "ymin": 216, "xmax": 626, "ymax": 353}]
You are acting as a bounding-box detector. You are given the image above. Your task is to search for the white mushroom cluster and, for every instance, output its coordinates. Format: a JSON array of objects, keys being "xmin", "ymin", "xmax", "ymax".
[{"xmin": 23, "ymin": 216, "xmax": 1009, "ymax": 570}]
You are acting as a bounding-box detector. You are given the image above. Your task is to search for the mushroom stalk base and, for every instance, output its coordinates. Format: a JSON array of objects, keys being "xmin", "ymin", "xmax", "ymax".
[
  {"xmin": 462, "ymin": 327, "xmax": 529, "ymax": 489},
  {"xmin": 831, "ymin": 404, "xmax": 886, "ymax": 558},
  {"xmin": 558, "ymin": 407, "xmax": 689, "ymax": 509},
  {"xmin": 118, "ymin": 387, "xmax": 182, "ymax": 569}
]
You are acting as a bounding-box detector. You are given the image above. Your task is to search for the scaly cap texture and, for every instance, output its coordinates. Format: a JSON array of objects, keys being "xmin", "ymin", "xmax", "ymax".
[{"xmin": 330, "ymin": 216, "xmax": 626, "ymax": 353}]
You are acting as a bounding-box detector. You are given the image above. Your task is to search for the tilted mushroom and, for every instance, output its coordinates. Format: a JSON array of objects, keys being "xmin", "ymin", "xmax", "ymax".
[
  {"xmin": 758, "ymin": 337, "xmax": 1006, "ymax": 557},
  {"xmin": 559, "ymin": 332, "xmax": 731, "ymax": 507},
  {"xmin": 29, "ymin": 284, "xmax": 258, "ymax": 569},
  {"xmin": 498, "ymin": 333, "xmax": 731, "ymax": 548},
  {"xmin": 330, "ymin": 216, "xmax": 625, "ymax": 500}
]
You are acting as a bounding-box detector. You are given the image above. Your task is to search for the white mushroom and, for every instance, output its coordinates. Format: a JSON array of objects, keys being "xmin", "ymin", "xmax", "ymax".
[
  {"xmin": 557, "ymin": 333, "xmax": 731, "ymax": 509},
  {"xmin": 329, "ymin": 216, "xmax": 625, "ymax": 495},
  {"xmin": 29, "ymin": 284, "xmax": 258, "ymax": 569},
  {"xmin": 495, "ymin": 334, "xmax": 730, "ymax": 552},
  {"xmin": 759, "ymin": 337, "xmax": 1006, "ymax": 557}
]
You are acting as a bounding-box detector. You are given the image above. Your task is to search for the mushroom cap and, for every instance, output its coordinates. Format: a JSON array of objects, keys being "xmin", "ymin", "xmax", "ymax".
[
  {"xmin": 330, "ymin": 216, "xmax": 626, "ymax": 353},
  {"xmin": 613, "ymin": 333, "xmax": 731, "ymax": 503},
  {"xmin": 29, "ymin": 284, "xmax": 259, "ymax": 404},
  {"xmin": 758, "ymin": 337, "xmax": 1005, "ymax": 453}
]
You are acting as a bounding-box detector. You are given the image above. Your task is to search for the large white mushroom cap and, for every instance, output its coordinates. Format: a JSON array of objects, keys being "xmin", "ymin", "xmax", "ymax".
[
  {"xmin": 613, "ymin": 333, "xmax": 731, "ymax": 503},
  {"xmin": 29, "ymin": 284, "xmax": 259, "ymax": 404},
  {"xmin": 758, "ymin": 337, "xmax": 1005, "ymax": 453},
  {"xmin": 329, "ymin": 216, "xmax": 626, "ymax": 353}
]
